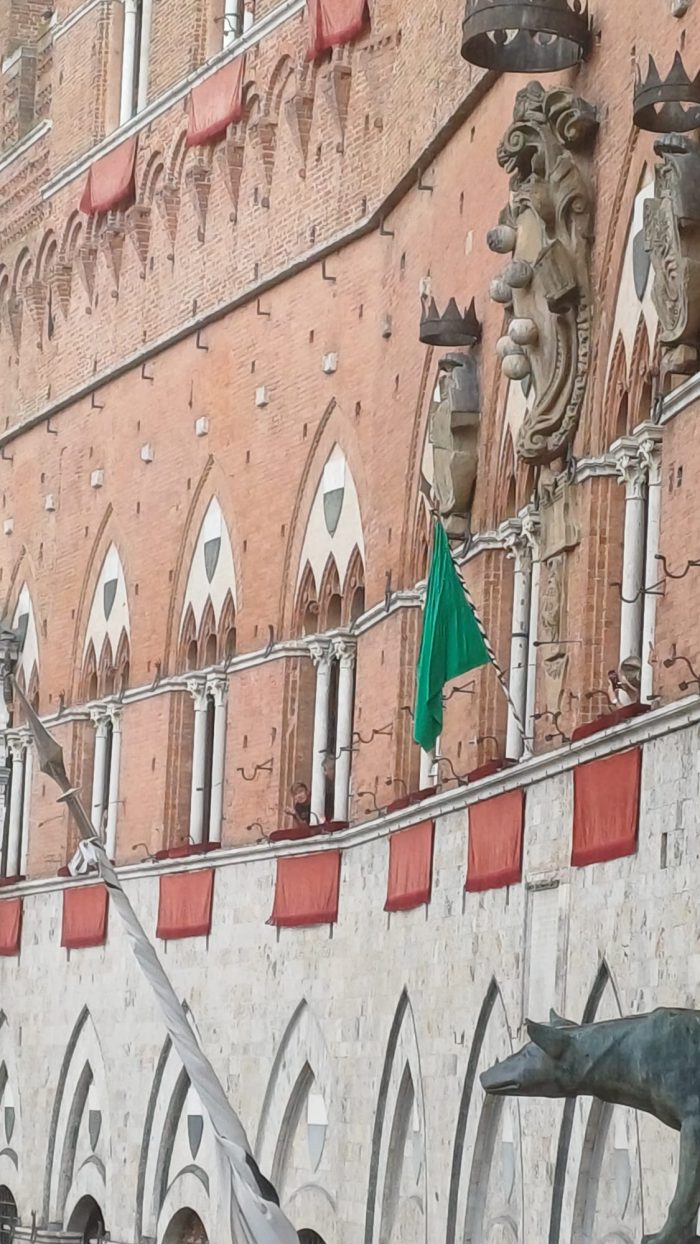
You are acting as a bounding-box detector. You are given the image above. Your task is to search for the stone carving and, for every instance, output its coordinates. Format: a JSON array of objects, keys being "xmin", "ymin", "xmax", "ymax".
[
  {"xmin": 539, "ymin": 553, "xmax": 568, "ymax": 714},
  {"xmin": 488, "ymin": 82, "xmax": 598, "ymax": 465},
  {"xmin": 644, "ymin": 134, "xmax": 700, "ymax": 376},
  {"xmin": 482, "ymin": 1008, "xmax": 700, "ymax": 1244},
  {"xmin": 428, "ymin": 353, "xmax": 480, "ymax": 538},
  {"xmin": 539, "ymin": 475, "xmax": 581, "ymax": 561}
]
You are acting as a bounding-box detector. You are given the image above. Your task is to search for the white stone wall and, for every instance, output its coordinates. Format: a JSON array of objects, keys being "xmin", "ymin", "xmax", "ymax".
[{"xmin": 1, "ymin": 714, "xmax": 698, "ymax": 1244}]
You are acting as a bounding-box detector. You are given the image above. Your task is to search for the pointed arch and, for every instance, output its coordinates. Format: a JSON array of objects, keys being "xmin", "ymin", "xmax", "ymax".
[
  {"xmin": 115, "ymin": 628, "xmax": 131, "ymax": 693},
  {"xmin": 0, "ymin": 1012, "xmax": 22, "ymax": 1184},
  {"xmin": 603, "ymin": 335, "xmax": 629, "ymax": 448},
  {"xmin": 295, "ymin": 563, "xmax": 319, "ymax": 636},
  {"xmin": 278, "ymin": 401, "xmax": 369, "ymax": 634},
  {"xmin": 44, "ymin": 1008, "xmax": 110, "ymax": 1227},
  {"xmin": 180, "ymin": 606, "xmax": 199, "ymax": 673},
  {"xmin": 219, "ymin": 591, "xmax": 237, "ymax": 661},
  {"xmin": 137, "ymin": 1018, "xmax": 218, "ymax": 1244},
  {"xmin": 629, "ymin": 314, "xmax": 652, "ymax": 428},
  {"xmin": 447, "ymin": 979, "xmax": 523, "ymax": 1244},
  {"xmin": 69, "ymin": 505, "xmax": 117, "ymax": 701},
  {"xmin": 81, "ymin": 542, "xmax": 130, "ymax": 698},
  {"xmin": 98, "ymin": 635, "xmax": 115, "ymax": 698},
  {"xmin": 11, "ymin": 582, "xmax": 40, "ymax": 692},
  {"xmin": 198, "ymin": 598, "xmax": 218, "ymax": 669},
  {"xmin": 83, "ymin": 642, "xmax": 98, "ymax": 702},
  {"xmin": 318, "ymin": 557, "xmax": 342, "ymax": 632},
  {"xmin": 256, "ymin": 1001, "xmax": 336, "ymax": 1233},
  {"xmin": 364, "ymin": 991, "xmax": 427, "ymax": 1244},
  {"xmin": 343, "ymin": 547, "xmax": 365, "ymax": 625},
  {"xmin": 294, "ymin": 445, "xmax": 365, "ymax": 613}
]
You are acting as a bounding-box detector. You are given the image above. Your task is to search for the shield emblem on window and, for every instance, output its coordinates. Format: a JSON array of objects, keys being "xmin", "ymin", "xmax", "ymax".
[
  {"xmin": 323, "ymin": 489, "xmax": 344, "ymax": 537},
  {"xmin": 187, "ymin": 1114, "xmax": 204, "ymax": 1159},
  {"xmin": 204, "ymin": 538, "xmax": 221, "ymax": 584},
  {"xmin": 88, "ymin": 1109, "xmax": 102, "ymax": 1151},
  {"xmin": 633, "ymin": 229, "xmax": 651, "ymax": 301},
  {"xmin": 4, "ymin": 1106, "xmax": 14, "ymax": 1144},
  {"xmin": 103, "ymin": 579, "xmax": 118, "ymax": 620}
]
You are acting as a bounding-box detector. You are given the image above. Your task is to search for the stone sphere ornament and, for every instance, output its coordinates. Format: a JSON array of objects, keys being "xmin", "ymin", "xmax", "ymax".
[
  {"xmin": 489, "ymin": 277, "xmax": 514, "ymax": 305},
  {"xmin": 502, "ymin": 353, "xmax": 532, "ymax": 380},
  {"xmin": 487, "ymin": 225, "xmax": 517, "ymax": 254},
  {"xmin": 509, "ymin": 317, "xmax": 539, "ymax": 346}
]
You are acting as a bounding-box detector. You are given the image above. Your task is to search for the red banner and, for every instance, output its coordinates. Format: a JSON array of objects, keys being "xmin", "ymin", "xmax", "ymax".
[
  {"xmin": 0, "ymin": 899, "xmax": 22, "ymax": 957},
  {"xmin": 466, "ymin": 789, "xmax": 524, "ymax": 892},
  {"xmin": 385, "ymin": 821, "xmax": 434, "ymax": 912},
  {"xmin": 572, "ymin": 748, "xmax": 641, "ymax": 866},
  {"xmin": 269, "ymin": 851, "xmax": 341, "ymax": 927},
  {"xmin": 61, "ymin": 885, "xmax": 108, "ymax": 949},
  {"xmin": 306, "ymin": 0, "xmax": 369, "ymax": 60},
  {"xmin": 186, "ymin": 56, "xmax": 246, "ymax": 146},
  {"xmin": 157, "ymin": 869, "xmax": 215, "ymax": 940},
  {"xmin": 79, "ymin": 137, "xmax": 137, "ymax": 215}
]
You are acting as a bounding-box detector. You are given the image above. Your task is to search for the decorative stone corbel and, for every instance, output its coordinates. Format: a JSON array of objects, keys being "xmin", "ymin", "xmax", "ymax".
[
  {"xmin": 644, "ymin": 133, "xmax": 700, "ymax": 380},
  {"xmin": 249, "ymin": 111, "xmax": 277, "ymax": 194},
  {"xmin": 7, "ymin": 293, "xmax": 22, "ymax": 352},
  {"xmin": 216, "ymin": 130, "xmax": 245, "ymax": 216},
  {"xmin": 50, "ymin": 260, "xmax": 73, "ymax": 318},
  {"xmin": 24, "ymin": 277, "xmax": 47, "ymax": 343},
  {"xmin": 155, "ymin": 176, "xmax": 181, "ymax": 245},
  {"xmin": 76, "ymin": 240, "xmax": 98, "ymax": 303},
  {"xmin": 320, "ymin": 61, "xmax": 352, "ymax": 151},
  {"xmin": 125, "ymin": 202, "xmax": 152, "ymax": 275},
  {"xmin": 284, "ymin": 88, "xmax": 315, "ymax": 177},
  {"xmin": 488, "ymin": 81, "xmax": 599, "ymax": 465},
  {"xmin": 101, "ymin": 217, "xmax": 126, "ymax": 292},
  {"xmin": 185, "ymin": 162, "xmax": 212, "ymax": 241}
]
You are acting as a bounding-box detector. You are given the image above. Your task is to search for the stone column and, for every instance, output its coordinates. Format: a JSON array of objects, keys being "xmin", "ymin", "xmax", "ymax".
[
  {"xmin": 187, "ymin": 679, "xmax": 209, "ymax": 845},
  {"xmin": 208, "ymin": 675, "xmax": 228, "ymax": 844},
  {"xmin": 615, "ymin": 448, "xmax": 647, "ymax": 665},
  {"xmin": 419, "ymin": 746, "xmax": 436, "ymax": 790},
  {"xmin": 639, "ymin": 432, "xmax": 663, "ymax": 703},
  {"xmin": 120, "ymin": 0, "xmax": 139, "ymax": 123},
  {"xmin": 90, "ymin": 712, "xmax": 110, "ymax": 835},
  {"xmin": 502, "ymin": 521, "xmax": 533, "ymax": 761},
  {"xmin": 332, "ymin": 639, "xmax": 356, "ymax": 821},
  {"xmin": 19, "ymin": 733, "xmax": 32, "ymax": 875},
  {"xmin": 522, "ymin": 512, "xmax": 541, "ymax": 739},
  {"xmin": 5, "ymin": 735, "xmax": 25, "ymax": 877},
  {"xmin": 105, "ymin": 707, "xmax": 122, "ymax": 861},
  {"xmin": 309, "ymin": 641, "xmax": 332, "ymax": 824},
  {"xmin": 136, "ymin": 0, "xmax": 153, "ymax": 112}
]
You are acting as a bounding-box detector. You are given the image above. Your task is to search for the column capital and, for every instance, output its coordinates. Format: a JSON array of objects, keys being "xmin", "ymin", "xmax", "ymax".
[
  {"xmin": 636, "ymin": 427, "xmax": 663, "ymax": 479},
  {"xmin": 520, "ymin": 509, "xmax": 541, "ymax": 552},
  {"xmin": 332, "ymin": 637, "xmax": 356, "ymax": 668},
  {"xmin": 186, "ymin": 676, "xmax": 208, "ymax": 709},
  {"xmin": 499, "ymin": 518, "xmax": 533, "ymax": 568},
  {"xmin": 308, "ymin": 639, "xmax": 332, "ymax": 668},
  {"xmin": 6, "ymin": 731, "xmax": 25, "ymax": 760},
  {"xmin": 207, "ymin": 674, "xmax": 229, "ymax": 707},
  {"xmin": 105, "ymin": 703, "xmax": 123, "ymax": 730},
  {"xmin": 614, "ymin": 448, "xmax": 646, "ymax": 499}
]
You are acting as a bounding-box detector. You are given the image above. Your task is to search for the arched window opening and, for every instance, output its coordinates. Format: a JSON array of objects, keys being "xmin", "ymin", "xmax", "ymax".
[
  {"xmin": 326, "ymin": 593, "xmax": 342, "ymax": 630},
  {"xmin": 187, "ymin": 640, "xmax": 198, "ymax": 672},
  {"xmin": 350, "ymin": 585, "xmax": 365, "ymax": 622},
  {"xmin": 298, "ymin": 1233, "xmax": 327, "ymax": 1244},
  {"xmin": 88, "ymin": 672, "xmax": 98, "ymax": 700},
  {"xmin": 162, "ymin": 1208, "xmax": 208, "ymax": 1244},
  {"xmin": 225, "ymin": 625, "xmax": 237, "ymax": 659},
  {"xmin": 303, "ymin": 602, "xmax": 319, "ymax": 635},
  {"xmin": 0, "ymin": 1188, "xmax": 17, "ymax": 1244},
  {"xmin": 615, "ymin": 391, "xmax": 629, "ymax": 441},
  {"xmin": 506, "ymin": 473, "xmax": 517, "ymax": 515},
  {"xmin": 66, "ymin": 1195, "xmax": 105, "ymax": 1244},
  {"xmin": 204, "ymin": 631, "xmax": 218, "ymax": 668}
]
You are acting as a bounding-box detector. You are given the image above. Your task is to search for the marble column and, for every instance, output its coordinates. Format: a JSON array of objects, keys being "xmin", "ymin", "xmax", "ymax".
[
  {"xmin": 188, "ymin": 679, "xmax": 209, "ymax": 845},
  {"xmin": 90, "ymin": 712, "xmax": 110, "ymax": 835},
  {"xmin": 639, "ymin": 433, "xmax": 663, "ymax": 703},
  {"xmin": 120, "ymin": 0, "xmax": 140, "ymax": 123},
  {"xmin": 309, "ymin": 641, "xmax": 332, "ymax": 824},
  {"xmin": 5, "ymin": 734, "xmax": 25, "ymax": 878},
  {"xmin": 522, "ymin": 512, "xmax": 541, "ymax": 740},
  {"xmin": 502, "ymin": 521, "xmax": 533, "ymax": 761},
  {"xmin": 616, "ymin": 448, "xmax": 647, "ymax": 666},
  {"xmin": 136, "ymin": 0, "xmax": 153, "ymax": 111},
  {"xmin": 419, "ymin": 746, "xmax": 436, "ymax": 790},
  {"xmin": 332, "ymin": 639, "xmax": 356, "ymax": 821},
  {"xmin": 105, "ymin": 707, "xmax": 122, "ymax": 861},
  {"xmin": 208, "ymin": 675, "xmax": 228, "ymax": 844},
  {"xmin": 19, "ymin": 733, "xmax": 32, "ymax": 875}
]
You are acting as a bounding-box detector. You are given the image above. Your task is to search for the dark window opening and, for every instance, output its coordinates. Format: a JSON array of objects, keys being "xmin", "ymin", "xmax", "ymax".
[
  {"xmin": 205, "ymin": 632, "xmax": 217, "ymax": 667},
  {"xmin": 0, "ymin": 1187, "xmax": 17, "ymax": 1244},
  {"xmin": 225, "ymin": 626, "xmax": 237, "ymax": 659},
  {"xmin": 187, "ymin": 639, "xmax": 198, "ymax": 672}
]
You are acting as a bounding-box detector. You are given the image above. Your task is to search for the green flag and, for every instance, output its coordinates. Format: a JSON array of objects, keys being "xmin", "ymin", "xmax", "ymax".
[{"xmin": 413, "ymin": 521, "xmax": 490, "ymax": 751}]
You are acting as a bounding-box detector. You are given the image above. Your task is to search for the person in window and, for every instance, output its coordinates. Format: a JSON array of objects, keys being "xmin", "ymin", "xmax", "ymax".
[{"xmin": 289, "ymin": 781, "xmax": 311, "ymax": 827}]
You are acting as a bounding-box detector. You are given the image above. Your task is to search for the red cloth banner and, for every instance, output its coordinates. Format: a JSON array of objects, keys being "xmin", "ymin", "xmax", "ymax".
[
  {"xmin": 572, "ymin": 747, "xmax": 641, "ymax": 867},
  {"xmin": 306, "ymin": 0, "xmax": 369, "ymax": 60},
  {"xmin": 157, "ymin": 869, "xmax": 215, "ymax": 940},
  {"xmin": 269, "ymin": 851, "xmax": 341, "ymax": 927},
  {"xmin": 571, "ymin": 703, "xmax": 650, "ymax": 742},
  {"xmin": 61, "ymin": 885, "xmax": 108, "ymax": 949},
  {"xmin": 385, "ymin": 821, "xmax": 434, "ymax": 913},
  {"xmin": 0, "ymin": 899, "xmax": 22, "ymax": 957},
  {"xmin": 186, "ymin": 56, "xmax": 246, "ymax": 146},
  {"xmin": 466, "ymin": 789, "xmax": 524, "ymax": 892},
  {"xmin": 79, "ymin": 137, "xmax": 137, "ymax": 215}
]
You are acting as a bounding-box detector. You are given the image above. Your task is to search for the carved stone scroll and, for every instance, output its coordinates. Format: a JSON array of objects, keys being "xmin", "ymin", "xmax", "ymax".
[
  {"xmin": 488, "ymin": 82, "xmax": 598, "ymax": 465},
  {"xmin": 644, "ymin": 133, "xmax": 700, "ymax": 375}
]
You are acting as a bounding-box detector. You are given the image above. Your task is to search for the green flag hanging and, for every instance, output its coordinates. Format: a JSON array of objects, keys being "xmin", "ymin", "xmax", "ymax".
[{"xmin": 413, "ymin": 521, "xmax": 490, "ymax": 752}]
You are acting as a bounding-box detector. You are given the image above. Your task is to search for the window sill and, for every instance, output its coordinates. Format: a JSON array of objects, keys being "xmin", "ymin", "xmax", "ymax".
[
  {"xmin": 152, "ymin": 841, "xmax": 221, "ymax": 862},
  {"xmin": 571, "ymin": 702, "xmax": 650, "ymax": 743},
  {"xmin": 386, "ymin": 788, "xmax": 437, "ymax": 814}
]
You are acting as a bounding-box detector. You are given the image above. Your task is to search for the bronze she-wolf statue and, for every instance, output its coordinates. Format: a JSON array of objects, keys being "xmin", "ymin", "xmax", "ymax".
[{"xmin": 482, "ymin": 1008, "xmax": 700, "ymax": 1244}]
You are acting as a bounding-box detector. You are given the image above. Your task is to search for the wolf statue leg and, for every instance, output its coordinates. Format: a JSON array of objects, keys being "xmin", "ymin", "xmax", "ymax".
[{"xmin": 643, "ymin": 1116, "xmax": 700, "ymax": 1244}]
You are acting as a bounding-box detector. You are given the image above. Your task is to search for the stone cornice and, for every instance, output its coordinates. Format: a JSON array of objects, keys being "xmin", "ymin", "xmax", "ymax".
[{"xmin": 7, "ymin": 690, "xmax": 700, "ymax": 897}]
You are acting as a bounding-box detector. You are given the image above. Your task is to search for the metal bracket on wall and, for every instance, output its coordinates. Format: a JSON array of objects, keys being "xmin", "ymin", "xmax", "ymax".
[
  {"xmin": 91, "ymin": 392, "xmax": 104, "ymax": 411},
  {"xmin": 141, "ymin": 362, "xmax": 154, "ymax": 382},
  {"xmin": 195, "ymin": 329, "xmax": 209, "ymax": 351},
  {"xmin": 379, "ymin": 218, "xmax": 395, "ymax": 237},
  {"xmin": 322, "ymin": 258, "xmax": 337, "ymax": 283}
]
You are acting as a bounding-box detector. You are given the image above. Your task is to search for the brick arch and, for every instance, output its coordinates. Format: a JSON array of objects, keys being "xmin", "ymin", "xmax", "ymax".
[
  {"xmin": 295, "ymin": 562, "xmax": 319, "ymax": 637},
  {"xmin": 115, "ymin": 627, "xmax": 131, "ymax": 693},
  {"xmin": 264, "ymin": 54, "xmax": 295, "ymax": 116},
  {"xmin": 35, "ymin": 230, "xmax": 58, "ymax": 282},
  {"xmin": 179, "ymin": 605, "xmax": 199, "ymax": 672},
  {"xmin": 219, "ymin": 590, "xmax": 237, "ymax": 661},
  {"xmin": 277, "ymin": 400, "xmax": 369, "ymax": 636},
  {"xmin": 343, "ymin": 546, "xmax": 365, "ymax": 624},
  {"xmin": 163, "ymin": 458, "xmax": 242, "ymax": 675},
  {"xmin": 167, "ymin": 130, "xmax": 189, "ymax": 184},
  {"xmin": 139, "ymin": 150, "xmax": 165, "ymax": 203},
  {"xmin": 318, "ymin": 555, "xmax": 342, "ymax": 631},
  {"xmin": 60, "ymin": 211, "xmax": 83, "ymax": 259},
  {"xmin": 11, "ymin": 247, "xmax": 32, "ymax": 296},
  {"xmin": 603, "ymin": 334, "xmax": 629, "ymax": 449}
]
